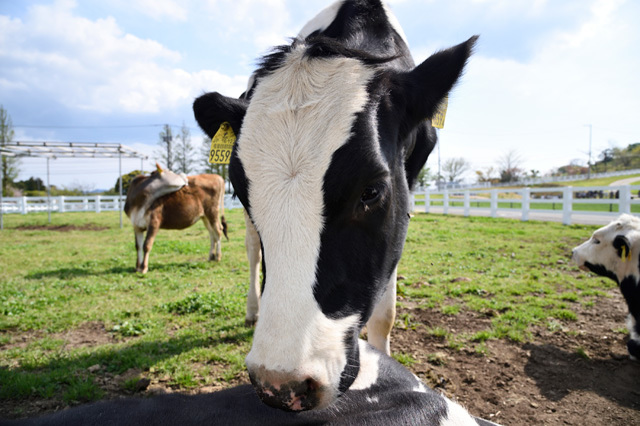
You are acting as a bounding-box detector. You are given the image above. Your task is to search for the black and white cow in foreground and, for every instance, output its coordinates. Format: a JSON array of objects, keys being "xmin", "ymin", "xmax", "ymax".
[
  {"xmin": 9, "ymin": 342, "xmax": 497, "ymax": 426},
  {"xmin": 194, "ymin": 0, "xmax": 477, "ymax": 414},
  {"xmin": 572, "ymin": 214, "xmax": 640, "ymax": 360}
]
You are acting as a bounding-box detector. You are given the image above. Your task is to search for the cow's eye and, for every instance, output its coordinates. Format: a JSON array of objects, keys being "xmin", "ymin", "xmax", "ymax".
[
  {"xmin": 592, "ymin": 238, "xmax": 600, "ymax": 244},
  {"xmin": 361, "ymin": 186, "xmax": 381, "ymax": 205}
]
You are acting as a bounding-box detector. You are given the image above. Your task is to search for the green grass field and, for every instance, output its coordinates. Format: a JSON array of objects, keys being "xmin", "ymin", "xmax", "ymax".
[{"xmin": 0, "ymin": 209, "xmax": 613, "ymax": 414}]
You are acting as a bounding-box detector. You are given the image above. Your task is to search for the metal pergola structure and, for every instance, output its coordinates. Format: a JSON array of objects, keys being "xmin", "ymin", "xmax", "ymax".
[{"xmin": 0, "ymin": 141, "xmax": 149, "ymax": 230}]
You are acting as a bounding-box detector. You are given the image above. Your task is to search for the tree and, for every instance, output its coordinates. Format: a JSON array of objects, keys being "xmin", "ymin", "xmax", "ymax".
[
  {"xmin": 475, "ymin": 166, "xmax": 498, "ymax": 184},
  {"xmin": 497, "ymin": 150, "xmax": 524, "ymax": 183},
  {"xmin": 156, "ymin": 124, "xmax": 174, "ymax": 170},
  {"xmin": 174, "ymin": 122, "xmax": 196, "ymax": 175},
  {"xmin": 112, "ymin": 170, "xmax": 143, "ymax": 195},
  {"xmin": 416, "ymin": 166, "xmax": 433, "ymax": 188},
  {"xmin": 442, "ymin": 157, "xmax": 469, "ymax": 182},
  {"xmin": 1, "ymin": 106, "xmax": 20, "ymax": 196}
]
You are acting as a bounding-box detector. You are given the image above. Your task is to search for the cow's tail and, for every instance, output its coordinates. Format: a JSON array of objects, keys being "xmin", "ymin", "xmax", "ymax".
[{"xmin": 219, "ymin": 178, "xmax": 229, "ymax": 241}]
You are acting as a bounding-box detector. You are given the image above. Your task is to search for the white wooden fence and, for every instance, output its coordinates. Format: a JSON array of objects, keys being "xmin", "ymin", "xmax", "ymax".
[
  {"xmin": 412, "ymin": 185, "xmax": 640, "ymax": 225},
  {"xmin": 3, "ymin": 187, "xmax": 640, "ymax": 226},
  {"xmin": 0, "ymin": 194, "xmax": 244, "ymax": 215}
]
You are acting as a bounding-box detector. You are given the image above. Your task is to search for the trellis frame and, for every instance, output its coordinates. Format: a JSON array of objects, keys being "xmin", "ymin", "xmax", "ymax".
[{"xmin": 0, "ymin": 141, "xmax": 148, "ymax": 230}]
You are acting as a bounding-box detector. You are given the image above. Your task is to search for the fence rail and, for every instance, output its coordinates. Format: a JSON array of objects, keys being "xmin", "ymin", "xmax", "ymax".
[
  {"xmin": 3, "ymin": 187, "xmax": 639, "ymax": 226},
  {"xmin": 411, "ymin": 185, "xmax": 640, "ymax": 225},
  {"xmin": 0, "ymin": 194, "xmax": 245, "ymax": 215}
]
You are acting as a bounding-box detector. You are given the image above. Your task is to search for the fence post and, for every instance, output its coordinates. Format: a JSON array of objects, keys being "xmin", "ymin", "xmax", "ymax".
[
  {"xmin": 562, "ymin": 187, "xmax": 573, "ymax": 225},
  {"xmin": 410, "ymin": 193, "xmax": 416, "ymax": 212},
  {"xmin": 424, "ymin": 189, "xmax": 430, "ymax": 214},
  {"xmin": 58, "ymin": 196, "xmax": 65, "ymax": 213},
  {"xmin": 620, "ymin": 186, "xmax": 631, "ymax": 214},
  {"xmin": 83, "ymin": 197, "xmax": 89, "ymax": 212},
  {"xmin": 21, "ymin": 196, "xmax": 28, "ymax": 215},
  {"xmin": 463, "ymin": 190, "xmax": 470, "ymax": 217},
  {"xmin": 490, "ymin": 190, "xmax": 498, "ymax": 218},
  {"xmin": 522, "ymin": 188, "xmax": 530, "ymax": 221},
  {"xmin": 96, "ymin": 195, "xmax": 101, "ymax": 213},
  {"xmin": 443, "ymin": 189, "xmax": 449, "ymax": 215}
]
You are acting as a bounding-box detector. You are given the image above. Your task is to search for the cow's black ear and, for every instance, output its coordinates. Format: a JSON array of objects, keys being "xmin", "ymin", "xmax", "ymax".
[
  {"xmin": 613, "ymin": 235, "xmax": 632, "ymax": 261},
  {"xmin": 193, "ymin": 92, "xmax": 248, "ymax": 137},
  {"xmin": 396, "ymin": 36, "xmax": 477, "ymax": 129}
]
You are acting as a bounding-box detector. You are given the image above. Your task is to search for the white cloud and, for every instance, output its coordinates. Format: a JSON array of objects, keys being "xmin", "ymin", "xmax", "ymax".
[
  {"xmin": 203, "ymin": 0, "xmax": 294, "ymax": 51},
  {"xmin": 131, "ymin": 0, "xmax": 188, "ymax": 21},
  {"xmin": 0, "ymin": 0, "xmax": 247, "ymax": 114},
  {"xmin": 428, "ymin": 0, "xmax": 640, "ymax": 177}
]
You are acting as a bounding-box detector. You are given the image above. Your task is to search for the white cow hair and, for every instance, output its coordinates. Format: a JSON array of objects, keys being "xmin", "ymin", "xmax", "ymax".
[
  {"xmin": 441, "ymin": 398, "xmax": 477, "ymax": 426},
  {"xmin": 350, "ymin": 340, "xmax": 381, "ymax": 391},
  {"xmin": 297, "ymin": 0, "xmax": 409, "ymax": 45},
  {"xmin": 240, "ymin": 44, "xmax": 376, "ymax": 405}
]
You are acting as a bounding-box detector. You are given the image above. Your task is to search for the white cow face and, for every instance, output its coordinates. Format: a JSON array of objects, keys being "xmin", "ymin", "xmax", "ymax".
[
  {"xmin": 572, "ymin": 214, "xmax": 640, "ymax": 283},
  {"xmin": 193, "ymin": 25, "xmax": 475, "ymax": 414}
]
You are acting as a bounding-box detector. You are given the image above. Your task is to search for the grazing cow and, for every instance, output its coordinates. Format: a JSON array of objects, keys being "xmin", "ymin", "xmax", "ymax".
[
  {"xmin": 9, "ymin": 341, "xmax": 498, "ymax": 426},
  {"xmin": 572, "ymin": 214, "xmax": 640, "ymax": 360},
  {"xmin": 124, "ymin": 165, "xmax": 228, "ymax": 273},
  {"xmin": 194, "ymin": 0, "xmax": 476, "ymax": 413}
]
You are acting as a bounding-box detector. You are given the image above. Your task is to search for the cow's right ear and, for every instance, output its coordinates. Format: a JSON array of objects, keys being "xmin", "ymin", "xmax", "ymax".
[
  {"xmin": 613, "ymin": 235, "xmax": 632, "ymax": 262},
  {"xmin": 193, "ymin": 92, "xmax": 248, "ymax": 137}
]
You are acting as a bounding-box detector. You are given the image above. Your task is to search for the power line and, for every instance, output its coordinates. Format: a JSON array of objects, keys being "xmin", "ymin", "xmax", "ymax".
[{"xmin": 13, "ymin": 123, "xmax": 202, "ymax": 132}]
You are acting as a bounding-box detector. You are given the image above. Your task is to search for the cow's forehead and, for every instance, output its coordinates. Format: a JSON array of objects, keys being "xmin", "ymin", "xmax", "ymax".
[{"xmin": 237, "ymin": 46, "xmax": 376, "ymax": 225}]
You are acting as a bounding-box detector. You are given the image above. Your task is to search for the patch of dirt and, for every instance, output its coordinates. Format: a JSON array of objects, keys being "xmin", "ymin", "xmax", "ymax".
[
  {"xmin": 2, "ymin": 293, "xmax": 639, "ymax": 425},
  {"xmin": 393, "ymin": 289, "xmax": 640, "ymax": 425},
  {"xmin": 1, "ymin": 322, "xmax": 116, "ymax": 352},
  {"xmin": 15, "ymin": 224, "xmax": 109, "ymax": 232}
]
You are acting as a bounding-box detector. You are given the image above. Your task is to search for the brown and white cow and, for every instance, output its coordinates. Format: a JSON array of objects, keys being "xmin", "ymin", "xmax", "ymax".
[
  {"xmin": 572, "ymin": 214, "xmax": 640, "ymax": 360},
  {"xmin": 194, "ymin": 0, "xmax": 477, "ymax": 414},
  {"xmin": 124, "ymin": 164, "xmax": 228, "ymax": 273}
]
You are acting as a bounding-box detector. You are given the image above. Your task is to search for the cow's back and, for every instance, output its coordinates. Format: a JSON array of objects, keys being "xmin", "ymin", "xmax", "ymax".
[{"xmin": 149, "ymin": 174, "xmax": 223, "ymax": 230}]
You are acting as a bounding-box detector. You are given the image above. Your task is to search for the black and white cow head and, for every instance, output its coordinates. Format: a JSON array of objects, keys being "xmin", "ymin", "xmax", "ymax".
[
  {"xmin": 572, "ymin": 214, "xmax": 640, "ymax": 360},
  {"xmin": 194, "ymin": 4, "xmax": 475, "ymax": 411},
  {"xmin": 572, "ymin": 214, "xmax": 640, "ymax": 284}
]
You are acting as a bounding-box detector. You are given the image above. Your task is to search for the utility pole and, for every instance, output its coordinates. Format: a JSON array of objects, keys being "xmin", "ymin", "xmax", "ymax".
[
  {"xmin": 437, "ymin": 140, "xmax": 442, "ymax": 190},
  {"xmin": 585, "ymin": 124, "xmax": 592, "ymax": 179}
]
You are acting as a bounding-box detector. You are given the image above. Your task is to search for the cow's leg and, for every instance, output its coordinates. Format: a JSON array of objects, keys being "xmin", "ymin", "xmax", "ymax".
[
  {"xmin": 627, "ymin": 314, "xmax": 640, "ymax": 360},
  {"xmin": 140, "ymin": 224, "xmax": 160, "ymax": 274},
  {"xmin": 244, "ymin": 211, "xmax": 262, "ymax": 327},
  {"xmin": 366, "ymin": 267, "xmax": 397, "ymax": 355},
  {"xmin": 134, "ymin": 228, "xmax": 145, "ymax": 271},
  {"xmin": 203, "ymin": 216, "xmax": 222, "ymax": 261}
]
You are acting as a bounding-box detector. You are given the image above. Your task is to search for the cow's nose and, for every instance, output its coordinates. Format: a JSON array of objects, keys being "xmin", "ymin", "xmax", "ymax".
[{"xmin": 248, "ymin": 368, "xmax": 323, "ymax": 412}]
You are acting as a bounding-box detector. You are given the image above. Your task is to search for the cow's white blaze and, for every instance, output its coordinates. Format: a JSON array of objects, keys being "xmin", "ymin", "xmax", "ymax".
[{"xmin": 239, "ymin": 45, "xmax": 375, "ymax": 396}]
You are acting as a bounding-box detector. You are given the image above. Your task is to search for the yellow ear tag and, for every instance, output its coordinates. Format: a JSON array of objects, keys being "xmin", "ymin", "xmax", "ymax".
[
  {"xmin": 622, "ymin": 245, "xmax": 632, "ymax": 262},
  {"xmin": 431, "ymin": 96, "xmax": 449, "ymax": 129},
  {"xmin": 208, "ymin": 122, "xmax": 236, "ymax": 165}
]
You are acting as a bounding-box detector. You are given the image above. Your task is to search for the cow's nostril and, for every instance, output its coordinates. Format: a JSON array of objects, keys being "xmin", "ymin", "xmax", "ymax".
[{"xmin": 249, "ymin": 371, "xmax": 322, "ymax": 412}]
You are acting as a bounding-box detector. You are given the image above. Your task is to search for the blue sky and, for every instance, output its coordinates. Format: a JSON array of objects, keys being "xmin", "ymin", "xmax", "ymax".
[{"xmin": 1, "ymin": 0, "xmax": 639, "ymax": 190}]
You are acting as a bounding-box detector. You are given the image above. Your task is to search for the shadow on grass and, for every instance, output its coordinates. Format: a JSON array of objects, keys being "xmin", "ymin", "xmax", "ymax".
[
  {"xmin": 0, "ymin": 325, "xmax": 254, "ymax": 403},
  {"xmin": 24, "ymin": 261, "xmax": 217, "ymax": 280},
  {"xmin": 523, "ymin": 343, "xmax": 640, "ymax": 411}
]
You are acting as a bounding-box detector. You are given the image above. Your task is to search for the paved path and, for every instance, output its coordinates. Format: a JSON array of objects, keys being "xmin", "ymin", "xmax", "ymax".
[{"xmin": 609, "ymin": 177, "xmax": 640, "ymax": 186}]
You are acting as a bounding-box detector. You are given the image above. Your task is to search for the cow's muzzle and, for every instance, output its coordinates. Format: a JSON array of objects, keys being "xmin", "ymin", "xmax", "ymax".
[{"xmin": 248, "ymin": 368, "xmax": 326, "ymax": 411}]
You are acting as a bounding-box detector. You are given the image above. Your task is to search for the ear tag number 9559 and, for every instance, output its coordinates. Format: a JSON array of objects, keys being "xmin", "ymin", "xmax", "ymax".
[{"xmin": 208, "ymin": 122, "xmax": 236, "ymax": 165}]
